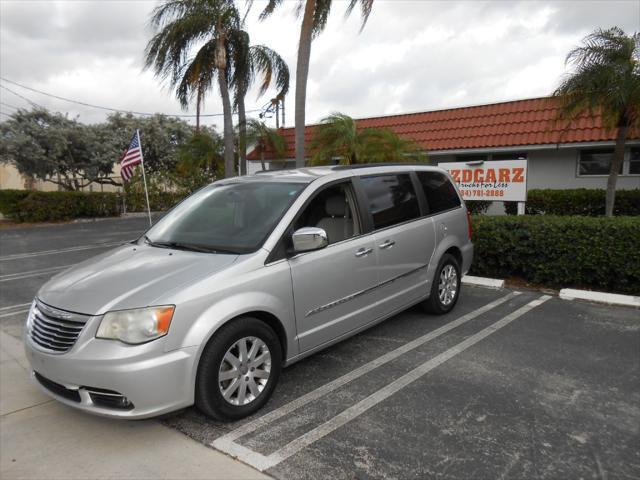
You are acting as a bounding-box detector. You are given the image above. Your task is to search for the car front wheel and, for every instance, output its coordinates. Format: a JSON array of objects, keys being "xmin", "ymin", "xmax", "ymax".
[{"xmin": 195, "ymin": 317, "xmax": 282, "ymax": 421}]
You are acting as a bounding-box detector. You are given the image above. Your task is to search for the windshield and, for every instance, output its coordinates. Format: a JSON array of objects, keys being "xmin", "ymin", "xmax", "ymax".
[{"xmin": 144, "ymin": 181, "xmax": 306, "ymax": 254}]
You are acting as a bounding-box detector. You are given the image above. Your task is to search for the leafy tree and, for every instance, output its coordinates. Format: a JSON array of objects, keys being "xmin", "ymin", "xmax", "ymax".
[
  {"xmin": 0, "ymin": 108, "xmax": 119, "ymax": 191},
  {"xmin": 174, "ymin": 128, "xmax": 224, "ymax": 191},
  {"xmin": 244, "ymin": 118, "xmax": 287, "ymax": 171},
  {"xmin": 101, "ymin": 113, "xmax": 193, "ymax": 174},
  {"xmin": 259, "ymin": 0, "xmax": 374, "ymax": 167},
  {"xmin": 230, "ymin": 30, "xmax": 289, "ymax": 176},
  {"xmin": 308, "ymin": 112, "xmax": 426, "ymax": 165},
  {"xmin": 145, "ymin": 0, "xmax": 242, "ymax": 177},
  {"xmin": 553, "ymin": 27, "xmax": 640, "ymax": 216}
]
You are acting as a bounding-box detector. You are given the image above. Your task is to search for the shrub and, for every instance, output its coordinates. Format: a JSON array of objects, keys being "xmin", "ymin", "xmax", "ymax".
[
  {"xmin": 504, "ymin": 189, "xmax": 640, "ymax": 216},
  {"xmin": 464, "ymin": 200, "xmax": 492, "ymax": 215},
  {"xmin": 470, "ymin": 215, "xmax": 640, "ymax": 294},
  {"xmin": 124, "ymin": 190, "xmax": 185, "ymax": 212},
  {"xmin": 0, "ymin": 190, "xmax": 121, "ymax": 222}
]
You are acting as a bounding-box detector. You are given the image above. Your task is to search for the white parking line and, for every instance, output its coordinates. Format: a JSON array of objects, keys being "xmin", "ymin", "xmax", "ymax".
[
  {"xmin": 0, "ymin": 302, "xmax": 31, "ymax": 319},
  {"xmin": 0, "ymin": 308, "xmax": 30, "ymax": 319},
  {"xmin": 0, "ymin": 302, "xmax": 31, "ymax": 311},
  {"xmin": 0, "ymin": 240, "xmax": 126, "ymax": 261},
  {"xmin": 266, "ymin": 295, "xmax": 551, "ymax": 469},
  {"xmin": 0, "ymin": 265, "xmax": 75, "ymax": 282},
  {"xmin": 212, "ymin": 291, "xmax": 523, "ymax": 467}
]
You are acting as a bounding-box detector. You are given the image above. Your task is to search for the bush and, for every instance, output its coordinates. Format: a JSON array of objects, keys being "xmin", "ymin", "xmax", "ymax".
[
  {"xmin": 504, "ymin": 189, "xmax": 640, "ymax": 216},
  {"xmin": 470, "ymin": 215, "xmax": 640, "ymax": 294},
  {"xmin": 0, "ymin": 190, "xmax": 121, "ymax": 222},
  {"xmin": 465, "ymin": 200, "xmax": 492, "ymax": 215},
  {"xmin": 124, "ymin": 190, "xmax": 185, "ymax": 212}
]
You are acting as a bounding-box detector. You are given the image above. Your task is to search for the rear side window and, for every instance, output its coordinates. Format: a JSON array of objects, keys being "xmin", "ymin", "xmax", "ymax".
[
  {"xmin": 360, "ymin": 174, "xmax": 420, "ymax": 229},
  {"xmin": 416, "ymin": 171, "xmax": 461, "ymax": 214}
]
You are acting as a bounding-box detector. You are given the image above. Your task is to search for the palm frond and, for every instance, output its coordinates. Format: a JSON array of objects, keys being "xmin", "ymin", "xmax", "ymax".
[
  {"xmin": 553, "ymin": 27, "xmax": 640, "ymax": 131},
  {"xmin": 259, "ymin": 0, "xmax": 287, "ymax": 20},
  {"xmin": 249, "ymin": 45, "xmax": 290, "ymax": 98},
  {"xmin": 345, "ymin": 0, "xmax": 375, "ymax": 32}
]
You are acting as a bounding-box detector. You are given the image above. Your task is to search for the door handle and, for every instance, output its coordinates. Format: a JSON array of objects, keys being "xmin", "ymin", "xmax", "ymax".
[
  {"xmin": 378, "ymin": 240, "xmax": 396, "ymax": 249},
  {"xmin": 355, "ymin": 247, "xmax": 373, "ymax": 258}
]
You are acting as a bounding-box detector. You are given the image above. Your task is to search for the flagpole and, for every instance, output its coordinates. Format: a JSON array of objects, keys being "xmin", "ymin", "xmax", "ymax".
[{"xmin": 137, "ymin": 129, "xmax": 153, "ymax": 228}]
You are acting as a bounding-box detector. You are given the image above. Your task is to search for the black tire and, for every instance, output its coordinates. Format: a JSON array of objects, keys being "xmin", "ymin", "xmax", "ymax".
[
  {"xmin": 195, "ymin": 317, "xmax": 282, "ymax": 421},
  {"xmin": 421, "ymin": 253, "xmax": 461, "ymax": 315}
]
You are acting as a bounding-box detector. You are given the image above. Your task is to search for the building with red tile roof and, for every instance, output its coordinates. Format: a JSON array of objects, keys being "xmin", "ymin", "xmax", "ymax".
[{"xmin": 247, "ymin": 96, "xmax": 639, "ymax": 197}]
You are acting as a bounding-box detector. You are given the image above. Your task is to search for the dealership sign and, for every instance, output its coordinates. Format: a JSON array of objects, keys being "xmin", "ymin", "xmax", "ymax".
[{"xmin": 438, "ymin": 159, "xmax": 528, "ymax": 202}]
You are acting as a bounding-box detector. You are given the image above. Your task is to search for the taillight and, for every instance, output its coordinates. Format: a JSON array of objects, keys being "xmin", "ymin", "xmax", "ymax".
[{"xmin": 466, "ymin": 210, "xmax": 473, "ymax": 240}]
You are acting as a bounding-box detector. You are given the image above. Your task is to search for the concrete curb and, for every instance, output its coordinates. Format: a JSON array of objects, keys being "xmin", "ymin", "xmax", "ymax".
[
  {"xmin": 559, "ymin": 288, "xmax": 640, "ymax": 308},
  {"xmin": 462, "ymin": 275, "xmax": 505, "ymax": 289}
]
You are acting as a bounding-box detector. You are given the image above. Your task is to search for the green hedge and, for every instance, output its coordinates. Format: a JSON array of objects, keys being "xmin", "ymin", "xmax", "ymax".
[
  {"xmin": 470, "ymin": 215, "xmax": 640, "ymax": 294},
  {"xmin": 464, "ymin": 200, "xmax": 492, "ymax": 215},
  {"xmin": 124, "ymin": 191, "xmax": 185, "ymax": 213},
  {"xmin": 504, "ymin": 189, "xmax": 640, "ymax": 216},
  {"xmin": 0, "ymin": 189, "xmax": 187, "ymax": 222},
  {"xmin": 0, "ymin": 190, "xmax": 121, "ymax": 222}
]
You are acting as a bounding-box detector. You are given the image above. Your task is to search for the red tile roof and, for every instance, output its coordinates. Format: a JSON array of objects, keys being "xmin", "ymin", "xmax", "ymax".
[{"xmin": 248, "ymin": 96, "xmax": 639, "ymax": 161}]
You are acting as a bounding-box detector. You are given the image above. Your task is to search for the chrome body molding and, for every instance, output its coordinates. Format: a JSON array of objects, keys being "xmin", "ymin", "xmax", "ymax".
[{"xmin": 306, "ymin": 264, "xmax": 428, "ymax": 317}]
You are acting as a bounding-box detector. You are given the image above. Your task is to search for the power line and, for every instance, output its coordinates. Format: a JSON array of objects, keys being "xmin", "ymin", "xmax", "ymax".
[
  {"xmin": 0, "ymin": 77, "xmax": 261, "ymax": 118},
  {"xmin": 0, "ymin": 101, "xmax": 20, "ymax": 110},
  {"xmin": 0, "ymin": 84, "xmax": 45, "ymax": 109}
]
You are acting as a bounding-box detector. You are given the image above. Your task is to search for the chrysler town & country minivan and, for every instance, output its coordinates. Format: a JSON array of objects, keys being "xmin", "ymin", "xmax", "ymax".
[{"xmin": 24, "ymin": 164, "xmax": 473, "ymax": 420}]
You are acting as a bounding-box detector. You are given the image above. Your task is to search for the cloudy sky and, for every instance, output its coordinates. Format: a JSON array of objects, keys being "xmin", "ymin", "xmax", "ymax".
[{"xmin": 1, "ymin": 0, "xmax": 639, "ymax": 130}]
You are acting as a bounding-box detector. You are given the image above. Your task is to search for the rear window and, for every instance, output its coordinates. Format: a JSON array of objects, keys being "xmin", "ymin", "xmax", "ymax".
[
  {"xmin": 360, "ymin": 174, "xmax": 420, "ymax": 229},
  {"xmin": 416, "ymin": 171, "xmax": 461, "ymax": 214}
]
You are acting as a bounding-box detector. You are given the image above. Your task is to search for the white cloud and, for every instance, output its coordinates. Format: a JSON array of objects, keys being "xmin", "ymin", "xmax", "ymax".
[{"xmin": 1, "ymin": 0, "xmax": 638, "ymax": 128}]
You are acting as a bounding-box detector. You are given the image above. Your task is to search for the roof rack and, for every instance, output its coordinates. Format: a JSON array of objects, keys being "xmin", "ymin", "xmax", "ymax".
[{"xmin": 329, "ymin": 162, "xmax": 432, "ymax": 170}]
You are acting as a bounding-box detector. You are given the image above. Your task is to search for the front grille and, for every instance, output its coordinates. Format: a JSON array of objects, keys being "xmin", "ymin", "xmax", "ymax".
[
  {"xmin": 34, "ymin": 372, "xmax": 81, "ymax": 402},
  {"xmin": 29, "ymin": 301, "xmax": 88, "ymax": 353}
]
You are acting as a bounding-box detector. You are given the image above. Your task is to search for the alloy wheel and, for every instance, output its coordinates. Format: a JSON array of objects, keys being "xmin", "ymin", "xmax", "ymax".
[
  {"xmin": 438, "ymin": 264, "xmax": 458, "ymax": 306},
  {"xmin": 218, "ymin": 336, "xmax": 272, "ymax": 406}
]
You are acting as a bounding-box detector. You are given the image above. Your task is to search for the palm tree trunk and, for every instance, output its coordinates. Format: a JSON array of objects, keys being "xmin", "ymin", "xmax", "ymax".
[
  {"xmin": 260, "ymin": 145, "xmax": 266, "ymax": 171},
  {"xmin": 195, "ymin": 89, "xmax": 201, "ymax": 133},
  {"xmin": 605, "ymin": 123, "xmax": 628, "ymax": 216},
  {"xmin": 294, "ymin": 0, "xmax": 316, "ymax": 168},
  {"xmin": 218, "ymin": 72, "xmax": 236, "ymax": 178},
  {"xmin": 238, "ymin": 90, "xmax": 247, "ymax": 176}
]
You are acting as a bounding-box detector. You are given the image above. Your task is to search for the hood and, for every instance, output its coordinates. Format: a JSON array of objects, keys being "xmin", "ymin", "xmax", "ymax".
[{"xmin": 38, "ymin": 244, "xmax": 238, "ymax": 315}]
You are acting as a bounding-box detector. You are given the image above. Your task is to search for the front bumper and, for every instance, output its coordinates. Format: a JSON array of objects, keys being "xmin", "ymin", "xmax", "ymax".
[{"xmin": 24, "ymin": 331, "xmax": 198, "ymax": 419}]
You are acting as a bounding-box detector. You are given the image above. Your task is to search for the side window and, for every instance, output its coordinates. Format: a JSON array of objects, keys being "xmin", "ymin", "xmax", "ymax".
[
  {"xmin": 417, "ymin": 171, "xmax": 461, "ymax": 214},
  {"xmin": 293, "ymin": 182, "xmax": 361, "ymax": 245},
  {"xmin": 360, "ymin": 174, "xmax": 420, "ymax": 230}
]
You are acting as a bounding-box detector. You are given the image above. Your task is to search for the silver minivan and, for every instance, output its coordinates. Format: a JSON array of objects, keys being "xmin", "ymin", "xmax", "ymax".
[{"xmin": 24, "ymin": 165, "xmax": 473, "ymax": 420}]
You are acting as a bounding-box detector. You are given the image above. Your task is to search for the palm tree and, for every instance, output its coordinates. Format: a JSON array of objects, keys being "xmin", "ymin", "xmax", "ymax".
[
  {"xmin": 309, "ymin": 112, "xmax": 426, "ymax": 165},
  {"xmin": 259, "ymin": 0, "xmax": 375, "ymax": 168},
  {"xmin": 144, "ymin": 0, "xmax": 241, "ymax": 178},
  {"xmin": 553, "ymin": 27, "xmax": 640, "ymax": 216},
  {"xmin": 230, "ymin": 32, "xmax": 289, "ymax": 175},
  {"xmin": 244, "ymin": 118, "xmax": 288, "ymax": 171}
]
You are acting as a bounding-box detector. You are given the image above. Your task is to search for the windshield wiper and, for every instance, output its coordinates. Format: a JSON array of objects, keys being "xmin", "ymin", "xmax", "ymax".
[{"xmin": 151, "ymin": 241, "xmax": 233, "ymax": 254}]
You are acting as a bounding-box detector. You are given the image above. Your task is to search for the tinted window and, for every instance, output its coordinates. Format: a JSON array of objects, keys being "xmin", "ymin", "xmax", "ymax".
[
  {"xmin": 578, "ymin": 149, "xmax": 621, "ymax": 175},
  {"xmin": 360, "ymin": 174, "xmax": 420, "ymax": 229},
  {"xmin": 416, "ymin": 171, "xmax": 461, "ymax": 214}
]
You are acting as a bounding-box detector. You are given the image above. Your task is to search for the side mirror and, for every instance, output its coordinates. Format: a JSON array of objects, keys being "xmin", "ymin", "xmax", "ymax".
[{"xmin": 292, "ymin": 227, "xmax": 328, "ymax": 253}]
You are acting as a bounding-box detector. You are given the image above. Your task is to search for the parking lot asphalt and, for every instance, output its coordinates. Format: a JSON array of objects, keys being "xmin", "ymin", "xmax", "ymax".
[{"xmin": 1, "ymin": 217, "xmax": 639, "ymax": 480}]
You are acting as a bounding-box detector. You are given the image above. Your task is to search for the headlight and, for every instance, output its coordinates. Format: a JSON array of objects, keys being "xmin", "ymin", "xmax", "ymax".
[
  {"xmin": 26, "ymin": 300, "xmax": 37, "ymax": 330},
  {"xmin": 96, "ymin": 306, "xmax": 175, "ymax": 344}
]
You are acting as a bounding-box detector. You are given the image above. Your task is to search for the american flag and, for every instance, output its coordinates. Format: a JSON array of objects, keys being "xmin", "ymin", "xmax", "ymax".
[{"xmin": 120, "ymin": 131, "xmax": 143, "ymax": 182}]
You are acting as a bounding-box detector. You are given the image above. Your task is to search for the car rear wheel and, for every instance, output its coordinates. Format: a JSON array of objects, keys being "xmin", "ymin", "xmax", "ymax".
[
  {"xmin": 195, "ymin": 317, "xmax": 281, "ymax": 421},
  {"xmin": 422, "ymin": 253, "xmax": 461, "ymax": 314}
]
